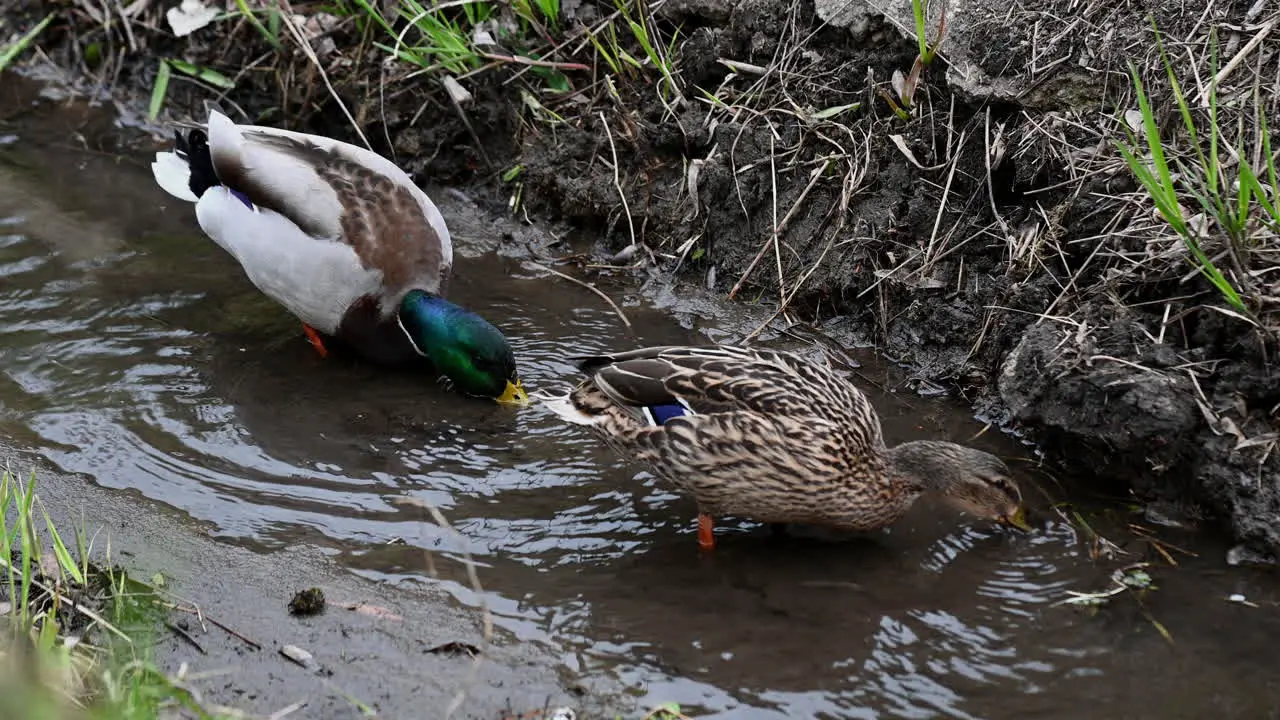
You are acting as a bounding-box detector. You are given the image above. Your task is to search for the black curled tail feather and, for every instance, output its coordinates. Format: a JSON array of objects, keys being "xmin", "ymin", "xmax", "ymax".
[{"xmin": 173, "ymin": 128, "xmax": 220, "ymax": 198}]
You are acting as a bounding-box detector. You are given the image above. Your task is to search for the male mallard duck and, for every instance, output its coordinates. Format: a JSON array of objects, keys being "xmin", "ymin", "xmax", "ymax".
[
  {"xmin": 150, "ymin": 109, "xmax": 527, "ymax": 404},
  {"xmin": 543, "ymin": 344, "xmax": 1030, "ymax": 550}
]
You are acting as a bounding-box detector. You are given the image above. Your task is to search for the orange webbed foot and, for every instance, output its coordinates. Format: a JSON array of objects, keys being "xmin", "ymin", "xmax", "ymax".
[
  {"xmin": 697, "ymin": 513, "xmax": 716, "ymax": 552},
  {"xmin": 302, "ymin": 323, "xmax": 329, "ymax": 358}
]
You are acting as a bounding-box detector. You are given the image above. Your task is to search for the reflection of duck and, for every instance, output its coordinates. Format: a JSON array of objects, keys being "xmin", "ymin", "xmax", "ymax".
[
  {"xmin": 544, "ymin": 345, "xmax": 1030, "ymax": 550},
  {"xmin": 150, "ymin": 109, "xmax": 526, "ymax": 404},
  {"xmin": 520, "ymin": 525, "xmax": 1033, "ymax": 709}
]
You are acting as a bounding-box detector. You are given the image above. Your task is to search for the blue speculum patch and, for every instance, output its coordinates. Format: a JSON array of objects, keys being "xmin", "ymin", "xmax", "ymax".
[{"xmin": 647, "ymin": 403, "xmax": 689, "ymax": 426}]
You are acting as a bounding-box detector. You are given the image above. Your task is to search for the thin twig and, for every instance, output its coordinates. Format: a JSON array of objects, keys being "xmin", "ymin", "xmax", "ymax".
[
  {"xmin": 278, "ymin": 1, "xmax": 371, "ymax": 150},
  {"xmin": 728, "ymin": 156, "xmax": 829, "ymax": 300},
  {"xmin": 528, "ymin": 261, "xmax": 632, "ymax": 328},
  {"xmin": 1196, "ymin": 19, "xmax": 1276, "ymax": 106},
  {"xmin": 599, "ymin": 110, "xmax": 637, "ymax": 251},
  {"xmin": 170, "ymin": 604, "xmax": 262, "ymax": 650},
  {"xmin": 769, "ymin": 135, "xmax": 787, "ymax": 306},
  {"xmin": 165, "ymin": 621, "xmax": 207, "ymax": 655},
  {"xmin": 478, "ymin": 52, "xmax": 589, "ymax": 71}
]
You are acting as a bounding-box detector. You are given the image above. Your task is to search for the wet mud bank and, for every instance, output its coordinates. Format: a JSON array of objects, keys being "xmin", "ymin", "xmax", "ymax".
[
  {"xmin": 1, "ymin": 444, "xmax": 596, "ymax": 718},
  {"xmin": 4, "ymin": 0, "xmax": 1277, "ymax": 566}
]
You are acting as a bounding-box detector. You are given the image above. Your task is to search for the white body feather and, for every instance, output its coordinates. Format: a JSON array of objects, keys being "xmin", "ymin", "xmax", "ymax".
[
  {"xmin": 538, "ymin": 391, "xmax": 602, "ymax": 426},
  {"xmin": 151, "ymin": 151, "xmax": 199, "ymax": 202},
  {"xmin": 150, "ymin": 109, "xmax": 452, "ymax": 334},
  {"xmin": 193, "ymin": 187, "xmax": 383, "ymax": 332}
]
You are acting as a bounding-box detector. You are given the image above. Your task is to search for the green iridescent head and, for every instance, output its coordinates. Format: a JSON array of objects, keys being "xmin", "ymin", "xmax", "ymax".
[{"xmin": 397, "ymin": 290, "xmax": 527, "ymax": 404}]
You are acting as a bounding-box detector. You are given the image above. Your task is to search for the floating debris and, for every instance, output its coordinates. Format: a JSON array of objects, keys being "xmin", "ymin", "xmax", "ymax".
[
  {"xmin": 1054, "ymin": 564, "xmax": 1157, "ymax": 607},
  {"xmin": 1054, "ymin": 563, "xmax": 1173, "ymax": 644}
]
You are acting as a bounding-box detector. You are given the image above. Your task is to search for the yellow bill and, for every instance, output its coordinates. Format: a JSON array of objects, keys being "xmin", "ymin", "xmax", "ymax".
[
  {"xmin": 1001, "ymin": 506, "xmax": 1033, "ymax": 532},
  {"xmin": 497, "ymin": 379, "xmax": 530, "ymax": 405}
]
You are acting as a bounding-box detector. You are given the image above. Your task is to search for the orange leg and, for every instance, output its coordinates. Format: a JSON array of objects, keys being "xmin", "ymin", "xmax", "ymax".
[
  {"xmin": 697, "ymin": 513, "xmax": 716, "ymax": 552},
  {"xmin": 302, "ymin": 323, "xmax": 329, "ymax": 358}
]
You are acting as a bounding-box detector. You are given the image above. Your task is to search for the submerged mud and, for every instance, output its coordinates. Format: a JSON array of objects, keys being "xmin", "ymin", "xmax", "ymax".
[{"xmin": 3, "ymin": 0, "xmax": 1276, "ymax": 561}]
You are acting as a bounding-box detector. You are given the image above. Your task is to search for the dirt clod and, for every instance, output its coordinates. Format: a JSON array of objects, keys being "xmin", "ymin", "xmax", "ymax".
[
  {"xmin": 426, "ymin": 641, "xmax": 481, "ymax": 657},
  {"xmin": 288, "ymin": 587, "xmax": 326, "ymax": 616}
]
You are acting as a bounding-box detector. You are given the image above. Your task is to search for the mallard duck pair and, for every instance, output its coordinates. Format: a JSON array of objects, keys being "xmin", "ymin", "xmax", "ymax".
[{"xmin": 152, "ymin": 111, "xmax": 1028, "ymax": 550}]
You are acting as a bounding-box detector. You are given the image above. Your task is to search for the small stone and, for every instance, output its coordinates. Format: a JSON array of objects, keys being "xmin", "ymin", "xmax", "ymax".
[
  {"xmin": 280, "ymin": 644, "xmax": 319, "ymax": 671},
  {"xmin": 1227, "ymin": 544, "xmax": 1276, "ymax": 567}
]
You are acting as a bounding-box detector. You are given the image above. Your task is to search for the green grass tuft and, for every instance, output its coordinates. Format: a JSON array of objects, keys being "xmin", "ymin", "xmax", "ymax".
[
  {"xmin": 0, "ymin": 13, "xmax": 55, "ymax": 73},
  {"xmin": 2, "ymin": 471, "xmax": 225, "ymax": 720},
  {"xmin": 1115, "ymin": 20, "xmax": 1278, "ymax": 320}
]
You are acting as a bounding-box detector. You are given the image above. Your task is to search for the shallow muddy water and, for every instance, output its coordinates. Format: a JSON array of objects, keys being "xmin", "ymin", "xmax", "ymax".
[{"xmin": 3, "ymin": 74, "xmax": 1280, "ymax": 719}]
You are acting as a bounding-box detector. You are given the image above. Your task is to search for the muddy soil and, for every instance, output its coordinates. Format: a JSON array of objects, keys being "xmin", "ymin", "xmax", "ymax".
[
  {"xmin": 3, "ymin": 0, "xmax": 1277, "ymax": 561},
  {"xmin": 5, "ymin": 441, "xmax": 597, "ymax": 718}
]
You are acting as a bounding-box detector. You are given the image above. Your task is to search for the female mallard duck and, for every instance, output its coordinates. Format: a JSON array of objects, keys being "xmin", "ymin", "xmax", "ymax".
[
  {"xmin": 543, "ymin": 344, "xmax": 1030, "ymax": 550},
  {"xmin": 150, "ymin": 109, "xmax": 527, "ymax": 404}
]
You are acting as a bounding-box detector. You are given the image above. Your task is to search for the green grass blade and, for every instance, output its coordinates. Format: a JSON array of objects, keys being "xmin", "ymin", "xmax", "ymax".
[
  {"xmin": 167, "ymin": 59, "xmax": 235, "ymax": 89},
  {"xmin": 1258, "ymin": 110, "xmax": 1279, "ymax": 223},
  {"xmin": 1241, "ymin": 172, "xmax": 1277, "ymax": 228},
  {"xmin": 1129, "ymin": 63, "xmax": 1179, "ymax": 210},
  {"xmin": 233, "ymin": 0, "xmax": 282, "ymax": 50},
  {"xmin": 1151, "ymin": 19, "xmax": 1206, "ymax": 175},
  {"xmin": 1, "ymin": 471, "xmax": 17, "ymax": 626},
  {"xmin": 1117, "ymin": 136, "xmax": 1246, "ymax": 313},
  {"xmin": 18, "ymin": 473, "xmax": 38, "ymax": 628},
  {"xmin": 1, "ymin": 470, "xmax": 16, "ymax": 545},
  {"xmin": 538, "ymin": 0, "xmax": 560, "ymax": 26},
  {"xmin": 1117, "ymin": 140, "xmax": 1187, "ymax": 236},
  {"xmin": 39, "ymin": 502, "xmax": 85, "ymax": 586},
  {"xmin": 75, "ymin": 520, "xmax": 91, "ymax": 587},
  {"xmin": 1235, "ymin": 154, "xmax": 1254, "ymax": 239},
  {"xmin": 588, "ymin": 32, "xmax": 621, "ymax": 74},
  {"xmin": 1207, "ymin": 29, "xmax": 1222, "ymax": 199},
  {"xmin": 149, "ymin": 59, "xmax": 172, "ymax": 121},
  {"xmin": 628, "ymin": 19, "xmax": 657, "ymax": 65},
  {"xmin": 911, "ymin": 0, "xmax": 929, "ymax": 62},
  {"xmin": 0, "ymin": 12, "xmax": 54, "ymax": 73},
  {"xmin": 350, "ymin": 0, "xmax": 397, "ymax": 36}
]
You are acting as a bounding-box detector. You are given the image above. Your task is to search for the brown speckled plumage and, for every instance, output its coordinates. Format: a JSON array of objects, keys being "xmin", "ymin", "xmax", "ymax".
[{"xmin": 550, "ymin": 345, "xmax": 1028, "ymax": 537}]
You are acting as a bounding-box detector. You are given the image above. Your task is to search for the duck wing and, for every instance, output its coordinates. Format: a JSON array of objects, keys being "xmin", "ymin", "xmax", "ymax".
[
  {"xmin": 573, "ymin": 344, "xmax": 884, "ymax": 451},
  {"xmin": 204, "ymin": 110, "xmax": 452, "ymax": 298},
  {"xmin": 557, "ymin": 345, "xmax": 892, "ymax": 509}
]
